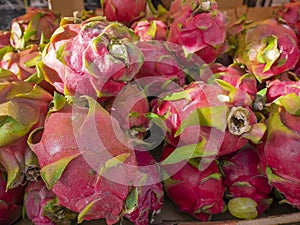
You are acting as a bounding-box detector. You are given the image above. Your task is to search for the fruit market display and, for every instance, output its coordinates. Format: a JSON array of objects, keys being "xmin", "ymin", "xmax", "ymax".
[{"xmin": 0, "ymin": 0, "xmax": 300, "ymax": 224}]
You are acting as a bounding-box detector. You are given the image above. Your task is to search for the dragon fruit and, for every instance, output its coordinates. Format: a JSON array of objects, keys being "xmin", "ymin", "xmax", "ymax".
[
  {"xmin": 235, "ymin": 18, "xmax": 300, "ymax": 82},
  {"xmin": 0, "ymin": 45, "xmax": 38, "ymax": 80},
  {"xmin": 208, "ymin": 63, "xmax": 258, "ymax": 107},
  {"xmin": 107, "ymin": 82, "xmax": 150, "ymax": 139},
  {"xmin": 266, "ymin": 78, "xmax": 300, "ymax": 103},
  {"xmin": 276, "ymin": 0, "xmax": 300, "ymax": 44},
  {"xmin": 28, "ymin": 96, "xmax": 140, "ymax": 225},
  {"xmin": 151, "ymin": 81, "xmax": 265, "ymax": 163},
  {"xmin": 101, "ymin": 0, "xmax": 147, "ymax": 26},
  {"xmin": 24, "ymin": 179, "xmax": 77, "ymax": 225},
  {"xmin": 167, "ymin": 0, "xmax": 228, "ymax": 64},
  {"xmin": 220, "ymin": 146, "xmax": 272, "ymax": 219},
  {"xmin": 0, "ymin": 171, "xmax": 25, "ymax": 225},
  {"xmin": 134, "ymin": 41, "xmax": 185, "ymax": 95},
  {"xmin": 258, "ymin": 91, "xmax": 300, "ymax": 209},
  {"xmin": 0, "ymin": 44, "xmax": 55, "ymax": 93},
  {"xmin": 131, "ymin": 18, "xmax": 167, "ymax": 41},
  {"xmin": 10, "ymin": 7, "xmax": 60, "ymax": 49},
  {"xmin": 42, "ymin": 17, "xmax": 143, "ymax": 99},
  {"xmin": 0, "ymin": 79, "xmax": 52, "ymax": 188},
  {"xmin": 124, "ymin": 149, "xmax": 164, "ymax": 225},
  {"xmin": 161, "ymin": 144, "xmax": 226, "ymax": 221},
  {"xmin": 0, "ymin": 31, "xmax": 10, "ymax": 48}
]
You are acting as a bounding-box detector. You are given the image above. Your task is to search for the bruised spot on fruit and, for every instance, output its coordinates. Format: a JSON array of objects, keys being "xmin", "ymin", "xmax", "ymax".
[{"xmin": 227, "ymin": 107, "xmax": 251, "ymax": 136}]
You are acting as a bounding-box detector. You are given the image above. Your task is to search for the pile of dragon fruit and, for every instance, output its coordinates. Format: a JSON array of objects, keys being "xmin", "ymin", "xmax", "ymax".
[{"xmin": 1, "ymin": 0, "xmax": 300, "ymax": 224}]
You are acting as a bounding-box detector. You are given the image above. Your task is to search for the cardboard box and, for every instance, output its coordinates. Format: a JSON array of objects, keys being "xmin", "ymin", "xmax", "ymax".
[{"xmin": 48, "ymin": 0, "xmax": 84, "ymax": 17}]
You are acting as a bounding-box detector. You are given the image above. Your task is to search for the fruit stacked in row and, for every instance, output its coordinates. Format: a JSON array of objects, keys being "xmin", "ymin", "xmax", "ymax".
[{"xmin": 0, "ymin": 0, "xmax": 299, "ymax": 225}]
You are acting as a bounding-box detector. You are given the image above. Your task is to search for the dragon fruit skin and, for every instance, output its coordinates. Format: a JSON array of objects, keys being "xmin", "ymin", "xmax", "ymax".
[
  {"xmin": 0, "ymin": 45, "xmax": 55, "ymax": 93},
  {"xmin": 258, "ymin": 92, "xmax": 300, "ymax": 209},
  {"xmin": 152, "ymin": 81, "xmax": 265, "ymax": 159},
  {"xmin": 276, "ymin": 1, "xmax": 300, "ymax": 43},
  {"xmin": 124, "ymin": 149, "xmax": 164, "ymax": 225},
  {"xmin": 0, "ymin": 31, "xmax": 10, "ymax": 48},
  {"xmin": 134, "ymin": 41, "xmax": 185, "ymax": 94},
  {"xmin": 266, "ymin": 79, "xmax": 300, "ymax": 103},
  {"xmin": 235, "ymin": 19, "xmax": 300, "ymax": 82},
  {"xmin": 210, "ymin": 63, "xmax": 257, "ymax": 98},
  {"xmin": 0, "ymin": 172, "xmax": 25, "ymax": 225},
  {"xmin": 29, "ymin": 98, "xmax": 139, "ymax": 225},
  {"xmin": 24, "ymin": 179, "xmax": 78, "ymax": 225},
  {"xmin": 10, "ymin": 7, "xmax": 60, "ymax": 49},
  {"xmin": 101, "ymin": 0, "xmax": 147, "ymax": 26},
  {"xmin": 220, "ymin": 147, "xmax": 272, "ymax": 216},
  {"xmin": 0, "ymin": 45, "xmax": 37, "ymax": 80},
  {"xmin": 24, "ymin": 179, "xmax": 57, "ymax": 225},
  {"xmin": 260, "ymin": 108, "xmax": 300, "ymax": 181},
  {"xmin": 161, "ymin": 144, "xmax": 226, "ymax": 221},
  {"xmin": 167, "ymin": 0, "xmax": 228, "ymax": 64},
  {"xmin": 0, "ymin": 80, "xmax": 52, "ymax": 188},
  {"xmin": 42, "ymin": 18, "xmax": 143, "ymax": 99},
  {"xmin": 107, "ymin": 82, "xmax": 150, "ymax": 139},
  {"xmin": 131, "ymin": 19, "xmax": 167, "ymax": 41}
]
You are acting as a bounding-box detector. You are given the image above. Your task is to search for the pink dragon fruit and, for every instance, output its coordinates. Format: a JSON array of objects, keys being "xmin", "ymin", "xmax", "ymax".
[
  {"xmin": 151, "ymin": 81, "xmax": 266, "ymax": 163},
  {"xmin": 131, "ymin": 18, "xmax": 167, "ymax": 41},
  {"xmin": 42, "ymin": 17, "xmax": 143, "ymax": 99},
  {"xmin": 0, "ymin": 44, "xmax": 55, "ymax": 93},
  {"xmin": 276, "ymin": 0, "xmax": 300, "ymax": 44},
  {"xmin": 124, "ymin": 149, "xmax": 164, "ymax": 225},
  {"xmin": 220, "ymin": 146, "xmax": 272, "ymax": 219},
  {"xmin": 258, "ymin": 92, "xmax": 300, "ymax": 209},
  {"xmin": 24, "ymin": 179, "xmax": 77, "ymax": 225},
  {"xmin": 28, "ymin": 96, "xmax": 140, "ymax": 225},
  {"xmin": 0, "ymin": 31, "xmax": 10, "ymax": 48},
  {"xmin": 0, "ymin": 172, "xmax": 25, "ymax": 225},
  {"xmin": 161, "ymin": 144, "xmax": 226, "ymax": 221},
  {"xmin": 0, "ymin": 79, "xmax": 52, "ymax": 188},
  {"xmin": 266, "ymin": 78, "xmax": 300, "ymax": 103},
  {"xmin": 167, "ymin": 0, "xmax": 228, "ymax": 64},
  {"xmin": 107, "ymin": 82, "xmax": 150, "ymax": 139},
  {"xmin": 101, "ymin": 0, "xmax": 147, "ymax": 26},
  {"xmin": 0, "ymin": 45, "xmax": 37, "ymax": 80},
  {"xmin": 134, "ymin": 41, "xmax": 185, "ymax": 95},
  {"xmin": 10, "ymin": 7, "xmax": 60, "ymax": 49},
  {"xmin": 235, "ymin": 18, "xmax": 300, "ymax": 82},
  {"xmin": 208, "ymin": 63, "xmax": 258, "ymax": 107}
]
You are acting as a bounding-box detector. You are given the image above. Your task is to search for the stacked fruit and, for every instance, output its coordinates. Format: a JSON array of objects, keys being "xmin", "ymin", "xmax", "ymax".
[{"xmin": 0, "ymin": 1, "xmax": 300, "ymax": 224}]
